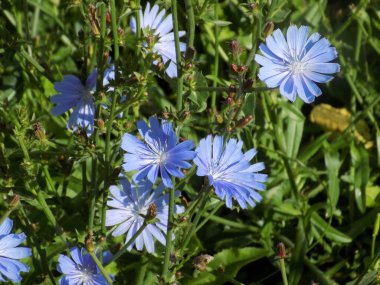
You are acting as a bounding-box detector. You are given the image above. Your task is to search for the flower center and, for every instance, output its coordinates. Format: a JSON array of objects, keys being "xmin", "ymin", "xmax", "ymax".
[
  {"xmin": 289, "ymin": 60, "xmax": 307, "ymax": 75},
  {"xmin": 79, "ymin": 265, "xmax": 94, "ymax": 281},
  {"xmin": 157, "ymin": 151, "xmax": 167, "ymax": 164}
]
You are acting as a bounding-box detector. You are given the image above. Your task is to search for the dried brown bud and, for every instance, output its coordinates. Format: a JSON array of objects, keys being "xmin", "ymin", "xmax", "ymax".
[
  {"xmin": 230, "ymin": 63, "xmax": 239, "ymax": 73},
  {"xmin": 263, "ymin": 21, "xmax": 274, "ymax": 37},
  {"xmin": 146, "ymin": 203, "xmax": 157, "ymax": 221},
  {"xmin": 97, "ymin": 118, "xmax": 105, "ymax": 130},
  {"xmin": 106, "ymin": 11, "xmax": 111, "ymax": 24},
  {"xmin": 226, "ymin": 97, "xmax": 234, "ymax": 106},
  {"xmin": 88, "ymin": 4, "xmax": 100, "ymax": 37},
  {"xmin": 277, "ymin": 242, "xmax": 286, "ymax": 259},
  {"xmin": 236, "ymin": 115, "xmax": 253, "ymax": 128},
  {"xmin": 243, "ymin": 78, "xmax": 253, "ymax": 91},
  {"xmin": 180, "ymin": 196, "xmax": 189, "ymax": 208},
  {"xmin": 238, "ymin": 65, "xmax": 248, "ymax": 73},
  {"xmin": 193, "ymin": 254, "xmax": 214, "ymax": 272}
]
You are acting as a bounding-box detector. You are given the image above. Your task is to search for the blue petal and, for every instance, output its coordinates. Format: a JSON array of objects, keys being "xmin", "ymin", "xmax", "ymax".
[
  {"xmin": 308, "ymin": 63, "xmax": 340, "ymax": 74},
  {"xmin": 279, "ymin": 75, "xmax": 296, "ymax": 102},
  {"xmin": 294, "ymin": 75, "xmax": 315, "ymax": 103},
  {"xmin": 54, "ymin": 75, "xmax": 84, "ymax": 94},
  {"xmin": 0, "ymin": 218, "xmax": 12, "ymax": 235},
  {"xmin": 304, "ymin": 71, "xmax": 334, "ymax": 83},
  {"xmin": 86, "ymin": 69, "xmax": 97, "ymax": 92}
]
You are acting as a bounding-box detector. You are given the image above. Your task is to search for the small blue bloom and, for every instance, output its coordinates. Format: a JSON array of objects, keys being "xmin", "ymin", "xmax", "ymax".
[
  {"xmin": 106, "ymin": 178, "xmax": 184, "ymax": 253},
  {"xmin": 103, "ymin": 64, "xmax": 115, "ymax": 92},
  {"xmin": 51, "ymin": 69, "xmax": 97, "ymax": 136},
  {"xmin": 57, "ymin": 247, "xmax": 112, "ymax": 285},
  {"xmin": 130, "ymin": 2, "xmax": 186, "ymax": 78},
  {"xmin": 255, "ymin": 25, "xmax": 340, "ymax": 103},
  {"xmin": 0, "ymin": 218, "xmax": 32, "ymax": 283},
  {"xmin": 122, "ymin": 116, "xmax": 195, "ymax": 188},
  {"xmin": 194, "ymin": 135, "xmax": 267, "ymax": 209}
]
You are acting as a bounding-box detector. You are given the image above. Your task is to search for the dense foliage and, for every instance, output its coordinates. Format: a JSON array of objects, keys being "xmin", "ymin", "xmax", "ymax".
[{"xmin": 1, "ymin": 0, "xmax": 380, "ymax": 284}]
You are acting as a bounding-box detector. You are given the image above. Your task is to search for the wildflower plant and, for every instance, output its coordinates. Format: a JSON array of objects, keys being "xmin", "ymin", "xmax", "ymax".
[{"xmin": 3, "ymin": 0, "xmax": 378, "ymax": 284}]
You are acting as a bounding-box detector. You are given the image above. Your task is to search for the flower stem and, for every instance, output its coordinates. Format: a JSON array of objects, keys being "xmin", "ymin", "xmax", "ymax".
[
  {"xmin": 88, "ymin": 251, "xmax": 113, "ymax": 284},
  {"xmin": 211, "ymin": 1, "xmax": 219, "ymax": 111},
  {"xmin": 162, "ymin": 185, "xmax": 176, "ymax": 281},
  {"xmin": 135, "ymin": 251, "xmax": 148, "ymax": 285},
  {"xmin": 184, "ymin": 0, "xmax": 195, "ymax": 47},
  {"xmin": 279, "ymin": 258, "xmax": 289, "ymax": 285},
  {"xmin": 100, "ymin": 0, "xmax": 120, "ymax": 237},
  {"xmin": 180, "ymin": 183, "xmax": 210, "ymax": 255},
  {"xmin": 105, "ymin": 223, "xmax": 148, "ymax": 265},
  {"xmin": 135, "ymin": 0, "xmax": 141, "ymax": 55},
  {"xmin": 171, "ymin": 0, "xmax": 184, "ymax": 112}
]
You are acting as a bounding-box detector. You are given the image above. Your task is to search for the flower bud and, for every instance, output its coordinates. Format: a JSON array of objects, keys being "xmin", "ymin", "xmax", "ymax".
[
  {"xmin": 192, "ymin": 254, "xmax": 214, "ymax": 272},
  {"xmin": 277, "ymin": 242, "xmax": 287, "ymax": 259},
  {"xmin": 243, "ymin": 78, "xmax": 253, "ymax": 91},
  {"xmin": 97, "ymin": 118, "xmax": 105, "ymax": 130},
  {"xmin": 184, "ymin": 46, "xmax": 196, "ymax": 62},
  {"xmin": 85, "ymin": 232, "xmax": 94, "ymax": 252},
  {"xmin": 236, "ymin": 115, "xmax": 253, "ymax": 128},
  {"xmin": 228, "ymin": 84, "xmax": 237, "ymax": 98},
  {"xmin": 33, "ymin": 122, "xmax": 46, "ymax": 141},
  {"xmin": 106, "ymin": 11, "xmax": 111, "ymax": 24},
  {"xmin": 9, "ymin": 195, "xmax": 20, "ymax": 210},
  {"xmin": 238, "ymin": 65, "xmax": 248, "ymax": 73},
  {"xmin": 263, "ymin": 21, "xmax": 274, "ymax": 37},
  {"xmin": 229, "ymin": 40, "xmax": 243, "ymax": 58},
  {"xmin": 230, "ymin": 63, "xmax": 239, "ymax": 73}
]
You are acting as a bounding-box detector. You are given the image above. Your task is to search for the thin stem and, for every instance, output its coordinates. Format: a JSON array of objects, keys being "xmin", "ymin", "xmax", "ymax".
[
  {"xmin": 171, "ymin": 0, "xmax": 184, "ymax": 111},
  {"xmin": 162, "ymin": 186, "xmax": 176, "ymax": 281},
  {"xmin": 245, "ymin": 13, "xmax": 262, "ymax": 68},
  {"xmin": 88, "ymin": 251, "xmax": 113, "ymax": 284},
  {"xmin": 195, "ymin": 202, "xmax": 223, "ymax": 232},
  {"xmin": 105, "ymin": 223, "xmax": 148, "ymax": 265},
  {"xmin": 279, "ymin": 258, "xmax": 289, "ymax": 285},
  {"xmin": 100, "ymin": 0, "xmax": 120, "ymax": 236},
  {"xmin": 195, "ymin": 86, "xmax": 270, "ymax": 93},
  {"xmin": 211, "ymin": 1, "xmax": 219, "ymax": 110},
  {"xmin": 88, "ymin": 157, "xmax": 97, "ymax": 233},
  {"xmin": 135, "ymin": 252, "xmax": 148, "ymax": 285},
  {"xmin": 31, "ymin": 0, "xmax": 41, "ymax": 38},
  {"xmin": 135, "ymin": 0, "xmax": 141, "ymax": 55},
  {"xmin": 180, "ymin": 185, "xmax": 210, "ymax": 254},
  {"xmin": 184, "ymin": 0, "xmax": 195, "ymax": 47},
  {"xmin": 43, "ymin": 165, "xmax": 57, "ymax": 194}
]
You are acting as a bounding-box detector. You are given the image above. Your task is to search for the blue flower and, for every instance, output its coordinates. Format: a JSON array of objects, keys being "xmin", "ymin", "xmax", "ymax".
[
  {"xmin": 103, "ymin": 64, "xmax": 115, "ymax": 92},
  {"xmin": 106, "ymin": 178, "xmax": 184, "ymax": 253},
  {"xmin": 0, "ymin": 218, "xmax": 31, "ymax": 283},
  {"xmin": 57, "ymin": 247, "xmax": 112, "ymax": 285},
  {"xmin": 130, "ymin": 3, "xmax": 186, "ymax": 78},
  {"xmin": 255, "ymin": 25, "xmax": 340, "ymax": 103},
  {"xmin": 51, "ymin": 69, "xmax": 97, "ymax": 136},
  {"xmin": 194, "ymin": 135, "xmax": 267, "ymax": 209},
  {"xmin": 122, "ymin": 116, "xmax": 195, "ymax": 188}
]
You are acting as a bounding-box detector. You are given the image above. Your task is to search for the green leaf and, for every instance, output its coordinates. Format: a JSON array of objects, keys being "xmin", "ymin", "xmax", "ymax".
[
  {"xmin": 311, "ymin": 212, "xmax": 352, "ymax": 243},
  {"xmin": 324, "ymin": 146, "xmax": 342, "ymax": 210},
  {"xmin": 181, "ymin": 247, "xmax": 269, "ymax": 285},
  {"xmin": 351, "ymin": 143, "xmax": 369, "ymax": 213},
  {"xmin": 188, "ymin": 72, "xmax": 209, "ymax": 112}
]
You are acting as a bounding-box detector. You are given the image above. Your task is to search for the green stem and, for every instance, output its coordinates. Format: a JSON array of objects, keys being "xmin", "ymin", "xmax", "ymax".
[
  {"xmin": 195, "ymin": 202, "xmax": 223, "ymax": 232},
  {"xmin": 88, "ymin": 251, "xmax": 113, "ymax": 284},
  {"xmin": 180, "ymin": 185, "xmax": 210, "ymax": 254},
  {"xmin": 211, "ymin": 1, "xmax": 219, "ymax": 111},
  {"xmin": 43, "ymin": 165, "xmax": 57, "ymax": 194},
  {"xmin": 31, "ymin": 0, "xmax": 41, "ymax": 38},
  {"xmin": 245, "ymin": 13, "xmax": 262, "ymax": 69},
  {"xmin": 184, "ymin": 0, "xmax": 195, "ymax": 47},
  {"xmin": 333, "ymin": 0, "xmax": 368, "ymax": 38},
  {"xmin": 195, "ymin": 86, "xmax": 270, "ymax": 93},
  {"xmin": 88, "ymin": 157, "xmax": 97, "ymax": 233},
  {"xmin": 171, "ymin": 0, "xmax": 184, "ymax": 112},
  {"xmin": 162, "ymin": 186, "xmax": 176, "ymax": 281},
  {"xmin": 204, "ymin": 214, "xmax": 258, "ymax": 232},
  {"xmin": 135, "ymin": 252, "xmax": 148, "ymax": 285},
  {"xmin": 279, "ymin": 258, "xmax": 289, "ymax": 285},
  {"xmin": 106, "ymin": 223, "xmax": 148, "ymax": 265},
  {"xmin": 135, "ymin": 0, "xmax": 141, "ymax": 55}
]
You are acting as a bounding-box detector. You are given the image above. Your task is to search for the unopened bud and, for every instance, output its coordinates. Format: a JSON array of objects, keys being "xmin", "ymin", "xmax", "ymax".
[
  {"xmin": 106, "ymin": 11, "xmax": 111, "ymax": 24},
  {"xmin": 226, "ymin": 97, "xmax": 234, "ymax": 106},
  {"xmin": 85, "ymin": 233, "xmax": 94, "ymax": 252},
  {"xmin": 216, "ymin": 113, "xmax": 223, "ymax": 124},
  {"xmin": 33, "ymin": 122, "xmax": 46, "ymax": 140},
  {"xmin": 162, "ymin": 111, "xmax": 171, "ymax": 119},
  {"xmin": 9, "ymin": 195, "xmax": 20, "ymax": 210},
  {"xmin": 236, "ymin": 115, "xmax": 253, "ymax": 128},
  {"xmin": 243, "ymin": 78, "xmax": 253, "ymax": 91},
  {"xmin": 193, "ymin": 254, "xmax": 214, "ymax": 272},
  {"xmin": 184, "ymin": 46, "xmax": 196, "ymax": 62},
  {"xmin": 277, "ymin": 242, "xmax": 286, "ymax": 259},
  {"xmin": 88, "ymin": 5, "xmax": 100, "ymax": 37},
  {"xmin": 97, "ymin": 118, "xmax": 105, "ymax": 130},
  {"xmin": 263, "ymin": 21, "xmax": 274, "ymax": 37},
  {"xmin": 250, "ymin": 3, "xmax": 258, "ymax": 10},
  {"xmin": 228, "ymin": 85, "xmax": 237, "ymax": 98},
  {"xmin": 229, "ymin": 40, "xmax": 243, "ymax": 58},
  {"xmin": 181, "ymin": 111, "xmax": 190, "ymax": 120},
  {"xmin": 238, "ymin": 65, "xmax": 248, "ymax": 73},
  {"xmin": 117, "ymin": 27, "xmax": 124, "ymax": 37}
]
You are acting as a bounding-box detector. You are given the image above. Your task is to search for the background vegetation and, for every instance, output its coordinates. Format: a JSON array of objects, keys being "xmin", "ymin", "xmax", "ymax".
[{"xmin": 1, "ymin": 0, "xmax": 380, "ymax": 284}]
